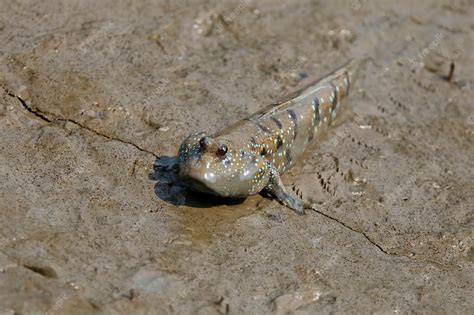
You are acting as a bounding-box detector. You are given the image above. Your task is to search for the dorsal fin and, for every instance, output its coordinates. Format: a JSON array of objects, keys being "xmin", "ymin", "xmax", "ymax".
[
  {"xmin": 214, "ymin": 58, "xmax": 363, "ymax": 135},
  {"xmin": 250, "ymin": 59, "xmax": 358, "ymax": 120}
]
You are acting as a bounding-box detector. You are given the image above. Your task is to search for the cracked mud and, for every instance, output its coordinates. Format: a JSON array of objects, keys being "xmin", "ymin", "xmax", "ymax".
[{"xmin": 1, "ymin": 1, "xmax": 473, "ymax": 314}]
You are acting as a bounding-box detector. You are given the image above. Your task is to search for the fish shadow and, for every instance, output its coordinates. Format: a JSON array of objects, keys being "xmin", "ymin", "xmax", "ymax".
[{"xmin": 149, "ymin": 156, "xmax": 246, "ymax": 208}]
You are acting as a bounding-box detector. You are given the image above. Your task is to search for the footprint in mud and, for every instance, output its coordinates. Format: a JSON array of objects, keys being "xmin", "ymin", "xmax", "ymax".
[{"xmin": 149, "ymin": 156, "xmax": 245, "ymax": 208}]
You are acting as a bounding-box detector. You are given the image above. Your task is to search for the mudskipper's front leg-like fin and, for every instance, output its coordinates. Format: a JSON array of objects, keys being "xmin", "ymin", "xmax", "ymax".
[{"xmin": 263, "ymin": 164, "xmax": 307, "ymax": 215}]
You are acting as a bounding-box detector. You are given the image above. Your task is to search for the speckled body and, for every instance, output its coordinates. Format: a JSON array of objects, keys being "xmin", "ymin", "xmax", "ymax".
[{"xmin": 178, "ymin": 59, "xmax": 362, "ymax": 213}]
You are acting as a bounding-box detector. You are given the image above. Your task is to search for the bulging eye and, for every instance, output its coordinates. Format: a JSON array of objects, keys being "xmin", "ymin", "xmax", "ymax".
[
  {"xmin": 199, "ymin": 136, "xmax": 209, "ymax": 149},
  {"xmin": 216, "ymin": 144, "xmax": 228, "ymax": 156}
]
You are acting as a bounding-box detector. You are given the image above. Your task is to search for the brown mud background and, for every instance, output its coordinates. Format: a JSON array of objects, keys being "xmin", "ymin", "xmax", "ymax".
[{"xmin": 0, "ymin": 0, "xmax": 473, "ymax": 314}]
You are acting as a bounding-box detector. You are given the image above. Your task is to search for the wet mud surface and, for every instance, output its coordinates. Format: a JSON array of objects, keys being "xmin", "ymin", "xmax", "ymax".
[{"xmin": 0, "ymin": 0, "xmax": 473, "ymax": 314}]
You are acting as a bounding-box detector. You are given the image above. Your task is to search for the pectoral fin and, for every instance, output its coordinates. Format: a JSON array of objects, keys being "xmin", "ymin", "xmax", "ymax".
[{"xmin": 263, "ymin": 164, "xmax": 307, "ymax": 215}]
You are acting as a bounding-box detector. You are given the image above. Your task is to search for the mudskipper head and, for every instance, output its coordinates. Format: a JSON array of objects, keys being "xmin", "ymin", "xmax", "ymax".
[{"xmin": 178, "ymin": 132, "xmax": 269, "ymax": 197}]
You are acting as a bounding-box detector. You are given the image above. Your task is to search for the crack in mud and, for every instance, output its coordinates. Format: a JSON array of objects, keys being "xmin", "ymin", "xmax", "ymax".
[
  {"xmin": 5, "ymin": 90, "xmax": 52, "ymax": 123},
  {"xmin": 309, "ymin": 207, "xmax": 394, "ymax": 255},
  {"xmin": 309, "ymin": 207, "xmax": 450, "ymax": 268},
  {"xmin": 3, "ymin": 87, "xmax": 158, "ymax": 158}
]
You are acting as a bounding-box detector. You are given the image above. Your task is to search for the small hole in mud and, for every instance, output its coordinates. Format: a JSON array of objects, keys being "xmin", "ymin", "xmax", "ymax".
[{"xmin": 23, "ymin": 264, "xmax": 58, "ymax": 278}]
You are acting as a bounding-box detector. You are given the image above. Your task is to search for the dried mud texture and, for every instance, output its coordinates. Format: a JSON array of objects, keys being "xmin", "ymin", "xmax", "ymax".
[{"xmin": 0, "ymin": 0, "xmax": 473, "ymax": 314}]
